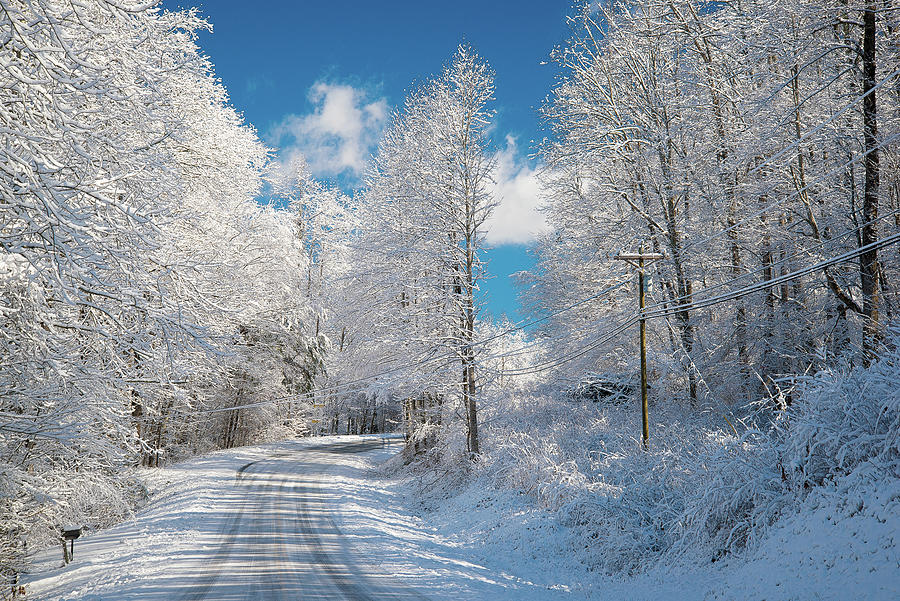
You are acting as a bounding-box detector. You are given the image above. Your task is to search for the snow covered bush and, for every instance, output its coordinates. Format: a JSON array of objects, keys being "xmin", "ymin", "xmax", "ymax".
[
  {"xmin": 405, "ymin": 325, "xmax": 900, "ymax": 576},
  {"xmin": 676, "ymin": 325, "xmax": 900, "ymax": 563},
  {"xmin": 781, "ymin": 342, "xmax": 900, "ymax": 488}
]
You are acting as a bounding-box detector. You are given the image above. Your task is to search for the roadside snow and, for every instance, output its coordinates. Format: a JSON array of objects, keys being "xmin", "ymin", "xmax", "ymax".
[
  {"xmin": 328, "ymin": 441, "xmax": 582, "ymax": 600},
  {"xmin": 23, "ymin": 436, "xmax": 580, "ymax": 601},
  {"xmin": 699, "ymin": 476, "xmax": 900, "ymax": 600},
  {"xmin": 22, "ymin": 434, "xmax": 899, "ymax": 601},
  {"xmin": 395, "ymin": 461, "xmax": 899, "ymax": 600},
  {"xmin": 23, "ymin": 441, "xmax": 294, "ymax": 600}
]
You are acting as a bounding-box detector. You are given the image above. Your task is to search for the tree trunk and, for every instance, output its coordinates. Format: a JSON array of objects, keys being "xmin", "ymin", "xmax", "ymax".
[
  {"xmin": 463, "ymin": 355, "xmax": 478, "ymax": 455},
  {"xmin": 860, "ymin": 1, "xmax": 881, "ymax": 363}
]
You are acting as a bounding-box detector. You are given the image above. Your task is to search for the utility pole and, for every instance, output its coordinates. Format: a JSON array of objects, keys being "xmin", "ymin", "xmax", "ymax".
[{"xmin": 615, "ymin": 245, "xmax": 664, "ymax": 449}]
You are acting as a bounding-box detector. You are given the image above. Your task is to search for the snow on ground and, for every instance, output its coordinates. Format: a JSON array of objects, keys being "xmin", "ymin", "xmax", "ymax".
[
  {"xmin": 393, "ymin": 472, "xmax": 899, "ymax": 600},
  {"xmin": 389, "ymin": 455, "xmax": 900, "ymax": 601},
  {"xmin": 23, "ymin": 440, "xmax": 299, "ymax": 600},
  {"xmin": 22, "ymin": 434, "xmax": 899, "ymax": 600},
  {"xmin": 325, "ymin": 439, "xmax": 581, "ymax": 600},
  {"xmin": 23, "ymin": 435, "xmax": 578, "ymax": 601},
  {"xmin": 698, "ymin": 476, "xmax": 900, "ymax": 600}
]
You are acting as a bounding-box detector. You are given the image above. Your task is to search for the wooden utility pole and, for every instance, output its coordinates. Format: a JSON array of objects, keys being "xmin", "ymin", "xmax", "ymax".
[{"xmin": 615, "ymin": 246, "xmax": 664, "ymax": 449}]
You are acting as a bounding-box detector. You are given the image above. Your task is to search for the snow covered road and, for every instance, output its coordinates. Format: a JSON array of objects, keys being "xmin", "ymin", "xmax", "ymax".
[
  {"xmin": 28, "ymin": 434, "xmax": 894, "ymax": 601},
  {"xmin": 173, "ymin": 438, "xmax": 428, "ymax": 600},
  {"xmin": 27, "ymin": 438, "xmax": 430, "ymax": 601},
  {"xmin": 25, "ymin": 436, "xmax": 573, "ymax": 601}
]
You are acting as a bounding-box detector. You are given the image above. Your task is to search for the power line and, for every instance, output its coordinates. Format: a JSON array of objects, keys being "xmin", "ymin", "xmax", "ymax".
[
  {"xmin": 642, "ymin": 205, "xmax": 900, "ymax": 315},
  {"xmin": 646, "ymin": 231, "xmax": 900, "ymax": 320},
  {"xmin": 180, "ymin": 216, "xmax": 899, "ymax": 414},
  {"xmin": 493, "ymin": 231, "xmax": 900, "ymax": 377},
  {"xmin": 185, "ymin": 79, "xmax": 900, "ymax": 413},
  {"xmin": 470, "ymin": 278, "xmax": 632, "ymax": 347},
  {"xmin": 681, "ymin": 128, "xmax": 900, "ymax": 256},
  {"xmin": 496, "ymin": 122, "xmax": 900, "ymax": 362},
  {"xmin": 478, "ymin": 204, "xmax": 900, "ymax": 374}
]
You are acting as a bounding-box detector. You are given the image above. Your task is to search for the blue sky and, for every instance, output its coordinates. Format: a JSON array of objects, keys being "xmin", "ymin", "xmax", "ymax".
[{"xmin": 161, "ymin": 0, "xmax": 574, "ymax": 321}]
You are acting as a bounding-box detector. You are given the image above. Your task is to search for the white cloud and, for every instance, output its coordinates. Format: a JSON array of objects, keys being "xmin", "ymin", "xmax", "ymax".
[
  {"xmin": 484, "ymin": 136, "xmax": 550, "ymax": 246},
  {"xmin": 270, "ymin": 82, "xmax": 387, "ymax": 179}
]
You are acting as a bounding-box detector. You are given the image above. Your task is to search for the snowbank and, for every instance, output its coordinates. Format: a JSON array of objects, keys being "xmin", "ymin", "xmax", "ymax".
[{"xmin": 394, "ymin": 328, "xmax": 900, "ymax": 599}]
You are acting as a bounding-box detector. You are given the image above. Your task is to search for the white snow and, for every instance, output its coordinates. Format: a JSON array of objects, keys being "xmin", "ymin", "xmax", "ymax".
[
  {"xmin": 22, "ymin": 436, "xmax": 574, "ymax": 600},
  {"xmin": 22, "ymin": 433, "xmax": 899, "ymax": 600},
  {"xmin": 389, "ymin": 457, "xmax": 899, "ymax": 600}
]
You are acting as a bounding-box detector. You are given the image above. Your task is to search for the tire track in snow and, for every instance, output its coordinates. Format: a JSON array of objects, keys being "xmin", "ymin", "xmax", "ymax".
[
  {"xmin": 178, "ymin": 439, "xmax": 429, "ymax": 601},
  {"xmin": 293, "ymin": 440, "xmax": 431, "ymax": 600},
  {"xmin": 177, "ymin": 461, "xmax": 257, "ymax": 601}
]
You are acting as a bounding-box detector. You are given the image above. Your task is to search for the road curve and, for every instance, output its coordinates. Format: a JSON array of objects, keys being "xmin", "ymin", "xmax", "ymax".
[{"xmin": 178, "ymin": 439, "xmax": 428, "ymax": 601}]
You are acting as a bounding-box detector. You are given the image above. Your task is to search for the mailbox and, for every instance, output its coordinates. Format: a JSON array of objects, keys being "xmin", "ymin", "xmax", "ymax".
[{"xmin": 62, "ymin": 526, "xmax": 82, "ymax": 564}]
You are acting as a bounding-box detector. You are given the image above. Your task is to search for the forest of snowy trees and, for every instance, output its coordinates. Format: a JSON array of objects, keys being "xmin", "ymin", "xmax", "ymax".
[
  {"xmin": 529, "ymin": 0, "xmax": 900, "ymax": 402},
  {"xmin": 2, "ymin": 0, "xmax": 898, "ymax": 585},
  {"xmin": 0, "ymin": 1, "xmax": 328, "ymax": 578}
]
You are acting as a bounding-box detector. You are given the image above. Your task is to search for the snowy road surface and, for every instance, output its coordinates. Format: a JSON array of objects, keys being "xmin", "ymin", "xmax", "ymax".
[
  {"xmin": 24, "ymin": 434, "xmax": 895, "ymax": 601},
  {"xmin": 25, "ymin": 436, "xmax": 575, "ymax": 601},
  {"xmin": 176, "ymin": 438, "xmax": 427, "ymax": 600}
]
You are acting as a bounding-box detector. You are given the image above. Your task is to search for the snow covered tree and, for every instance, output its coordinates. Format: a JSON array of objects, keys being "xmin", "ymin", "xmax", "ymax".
[
  {"xmin": 531, "ymin": 0, "xmax": 899, "ymax": 405},
  {"xmin": 0, "ymin": 0, "xmax": 325, "ymax": 576},
  {"xmin": 0, "ymin": 0, "xmax": 216, "ymax": 577},
  {"xmin": 355, "ymin": 45, "xmax": 495, "ymax": 454}
]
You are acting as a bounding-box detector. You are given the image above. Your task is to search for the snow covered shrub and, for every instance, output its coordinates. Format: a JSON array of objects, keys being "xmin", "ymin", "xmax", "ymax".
[
  {"xmin": 56, "ymin": 471, "xmax": 149, "ymax": 533},
  {"xmin": 485, "ymin": 392, "xmax": 592, "ymax": 507},
  {"xmin": 413, "ymin": 386, "xmax": 705, "ymax": 574},
  {"xmin": 671, "ymin": 429, "xmax": 785, "ymax": 561},
  {"xmin": 0, "ymin": 464, "xmax": 148, "ymax": 582},
  {"xmin": 672, "ymin": 325, "xmax": 900, "ymax": 564},
  {"xmin": 554, "ymin": 405, "xmax": 718, "ymax": 574},
  {"xmin": 780, "ymin": 333, "xmax": 900, "ymax": 489},
  {"xmin": 406, "ymin": 327, "xmax": 900, "ymax": 577}
]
